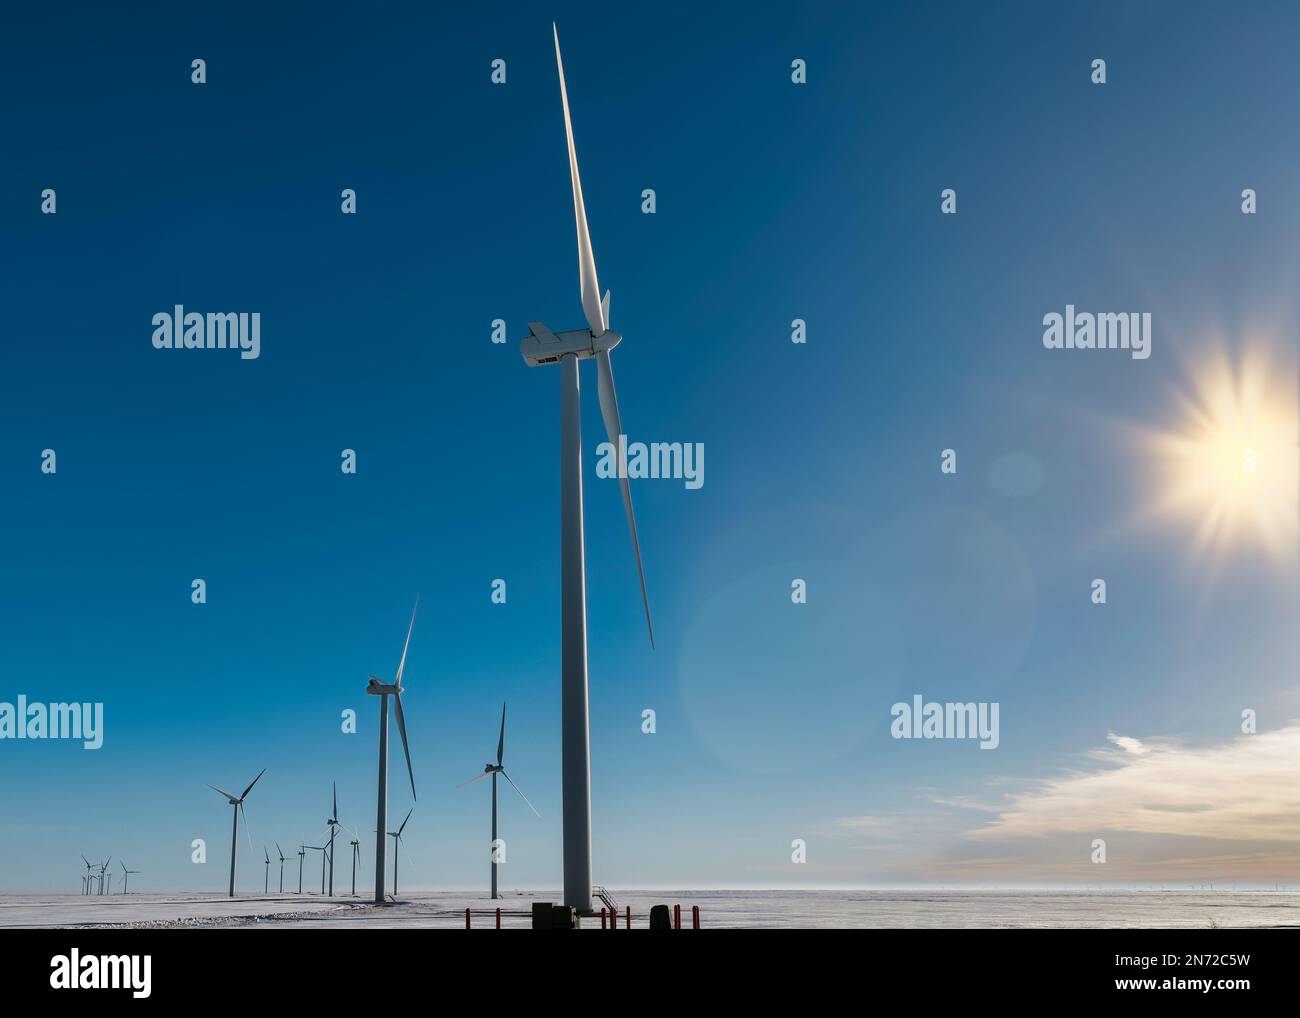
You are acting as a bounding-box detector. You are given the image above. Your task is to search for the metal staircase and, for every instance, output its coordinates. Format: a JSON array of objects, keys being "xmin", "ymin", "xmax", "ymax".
[{"xmin": 593, "ymin": 885, "xmax": 618, "ymax": 912}]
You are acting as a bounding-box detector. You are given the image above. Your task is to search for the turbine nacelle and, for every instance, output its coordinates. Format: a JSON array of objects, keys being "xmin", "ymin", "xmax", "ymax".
[
  {"xmin": 367, "ymin": 677, "xmax": 402, "ymax": 696},
  {"xmin": 521, "ymin": 323, "xmax": 621, "ymax": 366}
]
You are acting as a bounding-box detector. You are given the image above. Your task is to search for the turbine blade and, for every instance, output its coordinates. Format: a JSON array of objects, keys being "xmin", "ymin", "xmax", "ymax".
[
  {"xmin": 240, "ymin": 767, "xmax": 266, "ymax": 801},
  {"xmin": 332, "ymin": 781, "xmax": 337, "ymax": 821},
  {"xmin": 595, "ymin": 350, "xmax": 654, "ymax": 647},
  {"xmin": 553, "ymin": 23, "xmax": 606, "ymax": 336},
  {"xmin": 457, "ymin": 771, "xmax": 490, "ymax": 787},
  {"xmin": 276, "ymin": 842, "xmax": 284, "ymax": 861},
  {"xmin": 240, "ymin": 802, "xmax": 254, "ymax": 853},
  {"xmin": 207, "ymin": 784, "xmax": 236, "ymax": 801},
  {"xmin": 497, "ymin": 702, "xmax": 506, "ymax": 766},
  {"xmin": 393, "ymin": 693, "xmax": 416, "ymax": 800},
  {"xmin": 500, "ymin": 770, "xmax": 541, "ymax": 817},
  {"xmin": 394, "ymin": 597, "xmax": 418, "ymax": 686},
  {"xmin": 398, "ymin": 808, "xmax": 412, "ymax": 837}
]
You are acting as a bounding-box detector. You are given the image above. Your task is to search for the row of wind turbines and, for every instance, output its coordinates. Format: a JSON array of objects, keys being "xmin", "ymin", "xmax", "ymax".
[
  {"xmin": 79, "ymin": 857, "xmax": 140, "ymax": 895},
  {"xmin": 209, "ymin": 626, "xmax": 539, "ymax": 903}
]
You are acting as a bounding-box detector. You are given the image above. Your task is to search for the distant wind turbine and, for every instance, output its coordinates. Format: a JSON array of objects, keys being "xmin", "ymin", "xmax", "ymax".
[
  {"xmin": 459, "ymin": 702, "xmax": 540, "ymax": 899},
  {"xmin": 385, "ymin": 808, "xmax": 413, "ymax": 899},
  {"xmin": 80, "ymin": 856, "xmax": 93, "ymax": 895},
  {"xmin": 263, "ymin": 847, "xmax": 270, "ymax": 893},
  {"xmin": 97, "ymin": 858, "xmax": 110, "ymax": 896},
  {"xmin": 206, "ymin": 768, "xmax": 266, "ymax": 897},
  {"xmin": 306, "ymin": 840, "xmax": 329, "ymax": 894},
  {"xmin": 275, "ymin": 843, "xmax": 287, "ymax": 893},
  {"xmin": 119, "ymin": 861, "xmax": 140, "ymax": 895},
  {"xmin": 297, "ymin": 843, "xmax": 306, "ymax": 894},
  {"xmin": 365, "ymin": 600, "xmax": 418, "ymax": 904},
  {"xmin": 349, "ymin": 831, "xmax": 360, "ymax": 896},
  {"xmin": 518, "ymin": 24, "xmax": 655, "ymax": 914},
  {"xmin": 326, "ymin": 781, "xmax": 343, "ymax": 896}
]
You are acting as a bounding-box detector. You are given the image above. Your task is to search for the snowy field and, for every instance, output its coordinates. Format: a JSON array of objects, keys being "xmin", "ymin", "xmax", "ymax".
[{"xmin": 4, "ymin": 889, "xmax": 1300, "ymax": 929}]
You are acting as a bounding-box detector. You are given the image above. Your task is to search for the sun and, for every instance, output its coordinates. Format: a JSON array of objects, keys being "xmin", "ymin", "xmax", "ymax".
[{"xmin": 1142, "ymin": 346, "xmax": 1297, "ymax": 565}]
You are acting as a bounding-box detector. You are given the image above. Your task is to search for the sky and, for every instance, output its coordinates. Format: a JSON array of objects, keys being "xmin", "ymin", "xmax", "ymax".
[{"xmin": 1, "ymin": 1, "xmax": 1298, "ymax": 894}]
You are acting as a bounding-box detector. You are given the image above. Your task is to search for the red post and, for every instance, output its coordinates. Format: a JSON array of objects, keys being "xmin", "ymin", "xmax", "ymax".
[
  {"xmin": 692, "ymin": 905, "xmax": 700, "ymax": 929},
  {"xmin": 465, "ymin": 907, "xmax": 471, "ymax": 929},
  {"xmin": 600, "ymin": 907, "xmax": 607, "ymax": 929},
  {"xmin": 625, "ymin": 905, "xmax": 631, "ymax": 929},
  {"xmin": 495, "ymin": 908, "xmax": 501, "ymax": 930},
  {"xmin": 674, "ymin": 904, "xmax": 681, "ymax": 929}
]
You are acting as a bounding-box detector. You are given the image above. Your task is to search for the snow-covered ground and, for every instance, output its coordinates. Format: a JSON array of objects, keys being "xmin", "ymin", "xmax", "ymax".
[{"xmin": 4, "ymin": 889, "xmax": 1300, "ymax": 929}]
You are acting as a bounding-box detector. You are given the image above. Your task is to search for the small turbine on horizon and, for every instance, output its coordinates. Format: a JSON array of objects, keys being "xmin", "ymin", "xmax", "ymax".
[
  {"xmin": 326, "ymin": 781, "xmax": 343, "ymax": 896},
  {"xmin": 275, "ymin": 843, "xmax": 287, "ymax": 893},
  {"xmin": 366, "ymin": 600, "xmax": 418, "ymax": 904},
  {"xmin": 459, "ymin": 702, "xmax": 540, "ymax": 899},
  {"xmin": 206, "ymin": 768, "xmax": 266, "ymax": 897},
  {"xmin": 119, "ymin": 861, "xmax": 140, "ymax": 895},
  {"xmin": 385, "ymin": 808, "xmax": 413, "ymax": 899}
]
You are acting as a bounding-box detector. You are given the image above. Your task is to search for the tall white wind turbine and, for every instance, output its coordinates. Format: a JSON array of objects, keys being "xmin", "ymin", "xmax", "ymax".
[
  {"xmin": 518, "ymin": 24, "xmax": 655, "ymax": 914},
  {"xmin": 366, "ymin": 599, "xmax": 418, "ymax": 904}
]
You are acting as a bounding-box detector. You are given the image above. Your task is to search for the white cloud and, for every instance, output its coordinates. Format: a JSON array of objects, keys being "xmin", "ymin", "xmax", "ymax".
[{"xmin": 969, "ymin": 722, "xmax": 1300, "ymax": 842}]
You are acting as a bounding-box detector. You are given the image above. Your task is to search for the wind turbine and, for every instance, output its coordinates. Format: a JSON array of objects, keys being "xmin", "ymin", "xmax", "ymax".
[
  {"xmin": 345, "ymin": 826, "xmax": 361, "ymax": 896},
  {"xmin": 81, "ymin": 856, "xmax": 93, "ymax": 895},
  {"xmin": 105, "ymin": 872, "xmax": 113, "ymax": 895},
  {"xmin": 297, "ymin": 843, "xmax": 306, "ymax": 894},
  {"xmin": 97, "ymin": 859, "xmax": 110, "ymax": 895},
  {"xmin": 206, "ymin": 768, "xmax": 266, "ymax": 897},
  {"xmin": 385, "ymin": 808, "xmax": 412, "ymax": 899},
  {"xmin": 306, "ymin": 841, "xmax": 329, "ymax": 894},
  {"xmin": 275, "ymin": 843, "xmax": 287, "ymax": 893},
  {"xmin": 459, "ymin": 702, "xmax": 540, "ymax": 899},
  {"xmin": 263, "ymin": 847, "xmax": 270, "ymax": 894},
  {"xmin": 325, "ymin": 781, "xmax": 343, "ymax": 896},
  {"xmin": 365, "ymin": 600, "xmax": 418, "ymax": 904},
  {"xmin": 518, "ymin": 24, "xmax": 655, "ymax": 913},
  {"xmin": 119, "ymin": 861, "xmax": 140, "ymax": 895}
]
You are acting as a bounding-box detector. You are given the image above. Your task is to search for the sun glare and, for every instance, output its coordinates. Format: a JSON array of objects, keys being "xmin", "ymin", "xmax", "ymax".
[{"xmin": 1144, "ymin": 346, "xmax": 1298, "ymax": 565}]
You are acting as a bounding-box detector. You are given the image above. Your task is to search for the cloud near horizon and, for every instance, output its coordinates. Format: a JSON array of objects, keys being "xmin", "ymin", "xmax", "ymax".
[{"xmin": 965, "ymin": 722, "xmax": 1300, "ymax": 843}]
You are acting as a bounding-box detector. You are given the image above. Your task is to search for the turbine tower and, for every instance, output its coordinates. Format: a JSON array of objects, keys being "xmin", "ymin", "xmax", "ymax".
[
  {"xmin": 297, "ymin": 843, "xmax": 305, "ymax": 894},
  {"xmin": 263, "ymin": 847, "xmax": 270, "ymax": 893},
  {"xmin": 519, "ymin": 24, "xmax": 654, "ymax": 913},
  {"xmin": 366, "ymin": 599, "xmax": 418, "ymax": 904},
  {"xmin": 206, "ymin": 768, "xmax": 266, "ymax": 897},
  {"xmin": 459, "ymin": 702, "xmax": 540, "ymax": 899}
]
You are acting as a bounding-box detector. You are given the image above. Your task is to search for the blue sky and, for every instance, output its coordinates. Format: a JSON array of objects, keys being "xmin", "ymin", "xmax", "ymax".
[{"xmin": 1, "ymin": 1, "xmax": 1298, "ymax": 892}]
